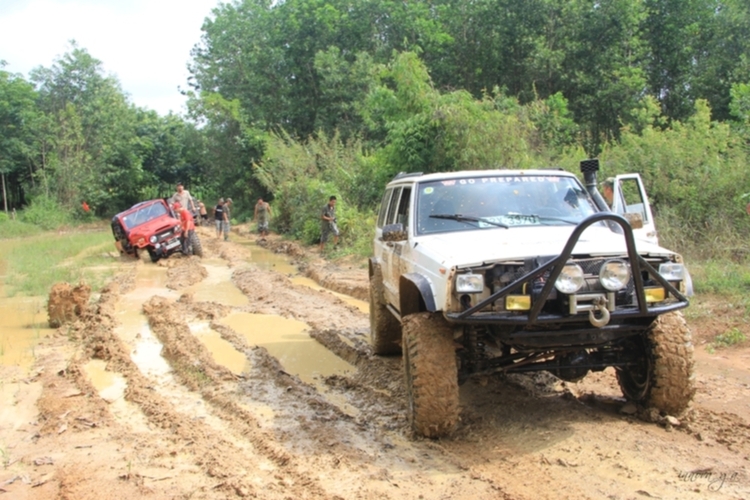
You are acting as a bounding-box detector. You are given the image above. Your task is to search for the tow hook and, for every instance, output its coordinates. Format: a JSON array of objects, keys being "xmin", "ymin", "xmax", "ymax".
[{"xmin": 588, "ymin": 296, "xmax": 610, "ymax": 327}]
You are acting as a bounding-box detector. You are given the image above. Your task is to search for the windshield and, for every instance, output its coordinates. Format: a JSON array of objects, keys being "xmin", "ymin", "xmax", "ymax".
[
  {"xmin": 416, "ymin": 174, "xmax": 597, "ymax": 235},
  {"xmin": 120, "ymin": 202, "xmax": 169, "ymax": 230}
]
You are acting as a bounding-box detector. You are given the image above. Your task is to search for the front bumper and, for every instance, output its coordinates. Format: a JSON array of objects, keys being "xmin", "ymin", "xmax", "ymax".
[{"xmin": 444, "ymin": 213, "xmax": 689, "ymax": 337}]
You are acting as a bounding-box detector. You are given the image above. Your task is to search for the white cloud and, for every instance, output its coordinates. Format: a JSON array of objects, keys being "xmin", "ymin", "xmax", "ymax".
[{"xmin": 0, "ymin": 0, "xmax": 219, "ymax": 116}]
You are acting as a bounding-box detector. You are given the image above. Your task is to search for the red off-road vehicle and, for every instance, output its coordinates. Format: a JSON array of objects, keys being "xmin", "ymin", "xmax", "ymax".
[{"xmin": 111, "ymin": 199, "xmax": 203, "ymax": 262}]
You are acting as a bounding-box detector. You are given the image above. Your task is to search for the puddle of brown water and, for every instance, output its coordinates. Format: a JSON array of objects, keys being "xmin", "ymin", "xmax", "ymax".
[
  {"xmin": 239, "ymin": 241, "xmax": 298, "ymax": 275},
  {"xmin": 219, "ymin": 312, "xmax": 355, "ymax": 384},
  {"xmin": 0, "ymin": 296, "xmax": 55, "ymax": 371},
  {"xmin": 185, "ymin": 259, "xmax": 248, "ymax": 307},
  {"xmin": 189, "ymin": 321, "xmax": 249, "ymax": 375},
  {"xmin": 84, "ymin": 359, "xmax": 127, "ymax": 402},
  {"xmin": 290, "ymin": 276, "xmax": 369, "ymax": 314},
  {"xmin": 83, "ymin": 359, "xmax": 159, "ymax": 432}
]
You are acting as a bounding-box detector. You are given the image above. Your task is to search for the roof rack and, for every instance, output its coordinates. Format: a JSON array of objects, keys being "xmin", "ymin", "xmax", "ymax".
[{"xmin": 391, "ymin": 171, "xmax": 423, "ymax": 181}]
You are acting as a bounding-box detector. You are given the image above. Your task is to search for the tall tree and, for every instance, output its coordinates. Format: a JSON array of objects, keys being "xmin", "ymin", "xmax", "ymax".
[{"xmin": 0, "ymin": 68, "xmax": 39, "ymax": 212}]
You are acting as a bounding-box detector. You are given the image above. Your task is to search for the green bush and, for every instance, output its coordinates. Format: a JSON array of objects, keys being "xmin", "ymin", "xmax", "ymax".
[
  {"xmin": 0, "ymin": 212, "xmax": 9, "ymax": 223},
  {"xmin": 21, "ymin": 197, "xmax": 75, "ymax": 230}
]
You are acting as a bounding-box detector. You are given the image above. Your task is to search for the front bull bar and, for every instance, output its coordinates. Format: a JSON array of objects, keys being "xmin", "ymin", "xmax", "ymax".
[{"xmin": 445, "ymin": 212, "xmax": 689, "ymax": 326}]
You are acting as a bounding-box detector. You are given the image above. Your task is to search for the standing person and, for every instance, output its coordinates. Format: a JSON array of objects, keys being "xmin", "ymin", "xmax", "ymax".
[
  {"xmin": 254, "ymin": 198, "xmax": 272, "ymax": 238},
  {"xmin": 171, "ymin": 183, "xmax": 197, "ymax": 213},
  {"xmin": 198, "ymin": 201, "xmax": 208, "ymax": 225},
  {"xmin": 319, "ymin": 195, "xmax": 340, "ymax": 250},
  {"xmin": 214, "ymin": 198, "xmax": 227, "ymax": 239},
  {"xmin": 173, "ymin": 203, "xmax": 195, "ymax": 255},
  {"xmin": 601, "ymin": 178, "xmax": 615, "ymax": 207},
  {"xmin": 223, "ymin": 198, "xmax": 233, "ymax": 241}
]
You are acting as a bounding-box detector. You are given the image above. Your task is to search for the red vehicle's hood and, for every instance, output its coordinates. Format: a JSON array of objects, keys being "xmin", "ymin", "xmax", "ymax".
[{"xmin": 127, "ymin": 215, "xmax": 181, "ymax": 245}]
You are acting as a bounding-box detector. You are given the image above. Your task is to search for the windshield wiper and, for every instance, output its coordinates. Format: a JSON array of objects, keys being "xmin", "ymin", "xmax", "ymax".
[{"xmin": 429, "ymin": 213, "xmax": 509, "ymax": 229}]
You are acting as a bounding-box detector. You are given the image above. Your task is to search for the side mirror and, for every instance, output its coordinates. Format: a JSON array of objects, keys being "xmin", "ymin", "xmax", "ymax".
[
  {"xmin": 382, "ymin": 223, "xmax": 407, "ymax": 242},
  {"xmin": 623, "ymin": 212, "xmax": 644, "ymax": 229}
]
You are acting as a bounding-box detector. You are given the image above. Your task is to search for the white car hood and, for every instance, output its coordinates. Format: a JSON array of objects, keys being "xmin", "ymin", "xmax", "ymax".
[{"xmin": 417, "ymin": 225, "xmax": 673, "ymax": 268}]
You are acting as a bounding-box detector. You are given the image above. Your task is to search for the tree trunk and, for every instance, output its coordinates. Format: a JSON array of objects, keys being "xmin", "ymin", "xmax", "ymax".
[{"xmin": 1, "ymin": 171, "xmax": 8, "ymax": 214}]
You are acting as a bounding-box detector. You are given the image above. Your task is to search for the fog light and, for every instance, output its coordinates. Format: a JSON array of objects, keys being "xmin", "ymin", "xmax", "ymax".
[
  {"xmin": 599, "ymin": 259, "xmax": 630, "ymax": 291},
  {"xmin": 555, "ymin": 264, "xmax": 585, "ymax": 294},
  {"xmin": 645, "ymin": 287, "xmax": 666, "ymax": 303},
  {"xmin": 506, "ymin": 295, "xmax": 531, "ymax": 311}
]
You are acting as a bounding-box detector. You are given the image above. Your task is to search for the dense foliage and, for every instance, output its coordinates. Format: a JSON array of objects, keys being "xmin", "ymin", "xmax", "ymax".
[{"xmin": 2, "ymin": 1, "xmax": 750, "ymax": 259}]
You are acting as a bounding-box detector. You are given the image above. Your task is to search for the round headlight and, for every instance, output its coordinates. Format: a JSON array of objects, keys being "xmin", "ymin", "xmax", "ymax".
[
  {"xmin": 149, "ymin": 235, "xmax": 158, "ymax": 244},
  {"xmin": 555, "ymin": 264, "xmax": 584, "ymax": 294},
  {"xmin": 599, "ymin": 259, "xmax": 631, "ymax": 291}
]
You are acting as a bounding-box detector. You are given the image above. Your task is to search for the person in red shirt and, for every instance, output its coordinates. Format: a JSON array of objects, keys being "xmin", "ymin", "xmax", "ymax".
[{"xmin": 173, "ymin": 202, "xmax": 195, "ymax": 255}]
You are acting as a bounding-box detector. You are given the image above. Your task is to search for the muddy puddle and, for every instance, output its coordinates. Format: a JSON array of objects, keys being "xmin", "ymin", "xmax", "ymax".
[
  {"xmin": 219, "ymin": 311, "xmax": 359, "ymax": 415},
  {"xmin": 185, "ymin": 258, "xmax": 248, "ymax": 306},
  {"xmin": 189, "ymin": 321, "xmax": 248, "ymax": 375},
  {"xmin": 240, "ymin": 240, "xmax": 298, "ymax": 275},
  {"xmin": 241, "ymin": 238, "xmax": 369, "ymax": 313},
  {"xmin": 0, "ymin": 296, "xmax": 55, "ymax": 371},
  {"xmin": 290, "ymin": 275, "xmax": 369, "ymax": 313}
]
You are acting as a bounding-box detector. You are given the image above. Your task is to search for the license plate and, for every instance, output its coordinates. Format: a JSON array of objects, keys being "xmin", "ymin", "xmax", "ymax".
[{"xmin": 165, "ymin": 239, "xmax": 181, "ymax": 250}]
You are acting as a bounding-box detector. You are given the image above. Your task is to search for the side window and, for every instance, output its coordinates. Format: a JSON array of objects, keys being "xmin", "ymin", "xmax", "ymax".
[
  {"xmin": 618, "ymin": 178, "xmax": 649, "ymax": 223},
  {"xmin": 386, "ymin": 187, "xmax": 403, "ymax": 225},
  {"xmin": 396, "ymin": 187, "xmax": 412, "ymax": 229},
  {"xmin": 377, "ymin": 189, "xmax": 393, "ymax": 228}
]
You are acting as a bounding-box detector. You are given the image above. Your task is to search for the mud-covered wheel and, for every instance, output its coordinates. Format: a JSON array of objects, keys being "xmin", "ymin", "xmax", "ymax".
[
  {"xmin": 369, "ymin": 265, "xmax": 401, "ymax": 354},
  {"xmin": 403, "ymin": 312, "xmax": 459, "ymax": 438},
  {"xmin": 189, "ymin": 231, "xmax": 203, "ymax": 258},
  {"xmin": 147, "ymin": 248, "xmax": 160, "ymax": 263},
  {"xmin": 616, "ymin": 311, "xmax": 696, "ymax": 415}
]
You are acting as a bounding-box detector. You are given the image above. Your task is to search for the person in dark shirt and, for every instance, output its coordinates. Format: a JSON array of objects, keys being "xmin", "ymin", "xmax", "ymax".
[
  {"xmin": 319, "ymin": 195, "xmax": 339, "ymax": 250},
  {"xmin": 214, "ymin": 198, "xmax": 227, "ymax": 239}
]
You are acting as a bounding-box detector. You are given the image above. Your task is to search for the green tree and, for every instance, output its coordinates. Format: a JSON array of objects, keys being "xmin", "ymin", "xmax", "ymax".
[{"xmin": 0, "ymin": 68, "xmax": 39, "ymax": 213}]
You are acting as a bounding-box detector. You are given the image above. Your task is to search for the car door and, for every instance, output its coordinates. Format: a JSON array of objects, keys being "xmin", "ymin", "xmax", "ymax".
[{"xmin": 610, "ymin": 173, "xmax": 659, "ymax": 245}]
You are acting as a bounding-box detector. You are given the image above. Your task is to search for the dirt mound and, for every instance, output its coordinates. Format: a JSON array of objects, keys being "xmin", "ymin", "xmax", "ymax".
[
  {"xmin": 165, "ymin": 256, "xmax": 208, "ymax": 289},
  {"xmin": 47, "ymin": 282, "xmax": 91, "ymax": 327}
]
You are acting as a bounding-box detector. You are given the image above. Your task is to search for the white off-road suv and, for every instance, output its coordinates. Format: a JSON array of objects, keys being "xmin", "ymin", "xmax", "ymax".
[{"xmin": 369, "ymin": 159, "xmax": 695, "ymax": 437}]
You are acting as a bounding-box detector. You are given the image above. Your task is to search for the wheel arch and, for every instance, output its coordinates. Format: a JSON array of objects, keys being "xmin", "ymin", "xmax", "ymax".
[{"xmin": 400, "ymin": 273, "xmax": 437, "ymax": 317}]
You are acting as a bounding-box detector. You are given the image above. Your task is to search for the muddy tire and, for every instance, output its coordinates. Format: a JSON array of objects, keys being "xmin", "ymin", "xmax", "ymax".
[
  {"xmin": 369, "ymin": 266, "xmax": 401, "ymax": 354},
  {"xmin": 403, "ymin": 312, "xmax": 459, "ymax": 438},
  {"xmin": 616, "ymin": 311, "xmax": 695, "ymax": 415},
  {"xmin": 189, "ymin": 231, "xmax": 203, "ymax": 258},
  {"xmin": 147, "ymin": 248, "xmax": 160, "ymax": 263}
]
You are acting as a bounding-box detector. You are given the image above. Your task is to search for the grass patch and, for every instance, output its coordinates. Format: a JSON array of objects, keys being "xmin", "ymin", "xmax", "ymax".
[
  {"xmin": 0, "ymin": 219, "xmax": 44, "ymax": 239},
  {"xmin": 707, "ymin": 328, "xmax": 747, "ymax": 353},
  {"xmin": 689, "ymin": 260, "xmax": 750, "ymax": 296},
  {"xmin": 2, "ymin": 229, "xmax": 119, "ymax": 297}
]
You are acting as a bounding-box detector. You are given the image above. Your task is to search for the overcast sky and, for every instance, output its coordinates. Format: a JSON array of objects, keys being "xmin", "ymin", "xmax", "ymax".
[{"xmin": 0, "ymin": 0, "xmax": 221, "ymax": 116}]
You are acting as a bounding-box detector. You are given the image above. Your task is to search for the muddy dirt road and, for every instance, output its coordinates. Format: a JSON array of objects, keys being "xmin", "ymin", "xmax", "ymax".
[{"xmin": 0, "ymin": 226, "xmax": 748, "ymax": 499}]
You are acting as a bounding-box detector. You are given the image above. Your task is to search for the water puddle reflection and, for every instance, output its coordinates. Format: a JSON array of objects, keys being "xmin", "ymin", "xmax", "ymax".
[
  {"xmin": 239, "ymin": 241, "xmax": 298, "ymax": 275},
  {"xmin": 0, "ymin": 296, "xmax": 55, "ymax": 371},
  {"xmin": 185, "ymin": 259, "xmax": 248, "ymax": 306},
  {"xmin": 290, "ymin": 276, "xmax": 369, "ymax": 313},
  {"xmin": 189, "ymin": 322, "xmax": 249, "ymax": 375},
  {"xmin": 84, "ymin": 359, "xmax": 127, "ymax": 402},
  {"xmin": 83, "ymin": 359, "xmax": 151, "ymax": 431},
  {"xmin": 219, "ymin": 312, "xmax": 355, "ymax": 384}
]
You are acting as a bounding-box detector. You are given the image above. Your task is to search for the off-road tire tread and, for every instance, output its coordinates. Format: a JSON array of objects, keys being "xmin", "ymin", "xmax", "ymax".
[
  {"xmin": 617, "ymin": 311, "xmax": 696, "ymax": 415},
  {"xmin": 189, "ymin": 231, "xmax": 203, "ymax": 258},
  {"xmin": 369, "ymin": 265, "xmax": 401, "ymax": 354},
  {"xmin": 403, "ymin": 312, "xmax": 459, "ymax": 437}
]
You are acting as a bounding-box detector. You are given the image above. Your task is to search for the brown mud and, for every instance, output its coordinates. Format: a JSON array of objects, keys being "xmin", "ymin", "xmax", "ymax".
[{"xmin": 0, "ymin": 227, "xmax": 748, "ymax": 499}]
